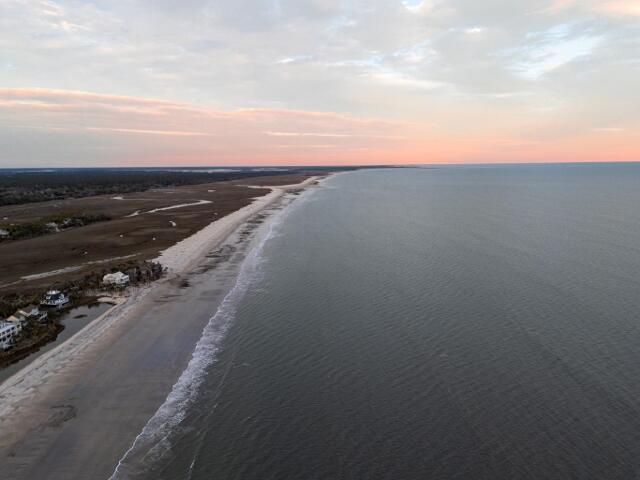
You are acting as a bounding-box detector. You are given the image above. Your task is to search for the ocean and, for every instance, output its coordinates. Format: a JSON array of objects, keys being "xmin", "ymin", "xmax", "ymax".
[{"xmin": 122, "ymin": 164, "xmax": 640, "ymax": 479}]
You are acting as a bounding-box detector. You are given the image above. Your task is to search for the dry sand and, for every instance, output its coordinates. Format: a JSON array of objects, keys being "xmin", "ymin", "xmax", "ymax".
[{"xmin": 0, "ymin": 176, "xmax": 321, "ymax": 480}]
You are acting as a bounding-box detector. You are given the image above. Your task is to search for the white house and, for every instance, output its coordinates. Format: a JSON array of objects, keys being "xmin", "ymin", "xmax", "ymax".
[
  {"xmin": 7, "ymin": 305, "xmax": 47, "ymax": 325},
  {"xmin": 40, "ymin": 290, "xmax": 70, "ymax": 307},
  {"xmin": 21, "ymin": 305, "xmax": 47, "ymax": 321},
  {"xmin": 103, "ymin": 272, "xmax": 130, "ymax": 287},
  {"xmin": 0, "ymin": 321, "xmax": 21, "ymax": 350},
  {"xmin": 6, "ymin": 311, "xmax": 28, "ymax": 326}
]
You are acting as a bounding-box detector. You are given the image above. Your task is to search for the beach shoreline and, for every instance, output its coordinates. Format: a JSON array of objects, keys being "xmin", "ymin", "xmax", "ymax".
[{"xmin": 0, "ymin": 175, "xmax": 324, "ymax": 479}]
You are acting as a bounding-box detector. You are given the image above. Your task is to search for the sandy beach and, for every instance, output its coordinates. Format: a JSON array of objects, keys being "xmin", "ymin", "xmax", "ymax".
[{"xmin": 0, "ymin": 176, "xmax": 321, "ymax": 480}]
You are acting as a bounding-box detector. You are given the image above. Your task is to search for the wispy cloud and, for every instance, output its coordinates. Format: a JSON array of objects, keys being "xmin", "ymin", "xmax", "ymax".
[
  {"xmin": 548, "ymin": 0, "xmax": 640, "ymax": 17},
  {"xmin": 83, "ymin": 127, "xmax": 212, "ymax": 137},
  {"xmin": 510, "ymin": 26, "xmax": 602, "ymax": 79},
  {"xmin": 0, "ymin": 88, "xmax": 428, "ymax": 166},
  {"xmin": 264, "ymin": 131, "xmax": 407, "ymax": 139}
]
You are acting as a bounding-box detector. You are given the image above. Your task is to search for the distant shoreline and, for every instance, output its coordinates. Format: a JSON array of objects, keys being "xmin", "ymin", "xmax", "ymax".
[{"xmin": 0, "ymin": 174, "xmax": 327, "ymax": 479}]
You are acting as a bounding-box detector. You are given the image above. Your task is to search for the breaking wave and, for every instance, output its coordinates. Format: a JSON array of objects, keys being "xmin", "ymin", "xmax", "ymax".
[{"xmin": 109, "ymin": 197, "xmax": 297, "ymax": 479}]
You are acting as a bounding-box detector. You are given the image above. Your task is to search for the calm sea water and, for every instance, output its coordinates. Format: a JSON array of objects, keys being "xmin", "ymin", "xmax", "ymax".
[{"xmin": 141, "ymin": 164, "xmax": 640, "ymax": 479}]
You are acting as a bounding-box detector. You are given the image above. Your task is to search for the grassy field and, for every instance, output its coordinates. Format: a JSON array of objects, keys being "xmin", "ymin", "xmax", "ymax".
[
  {"xmin": 0, "ymin": 171, "xmax": 321, "ymax": 296},
  {"xmin": 0, "ymin": 169, "xmax": 293, "ymax": 206}
]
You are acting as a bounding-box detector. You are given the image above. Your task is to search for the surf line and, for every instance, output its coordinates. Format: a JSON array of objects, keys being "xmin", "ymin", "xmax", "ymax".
[{"xmin": 108, "ymin": 196, "xmax": 293, "ymax": 479}]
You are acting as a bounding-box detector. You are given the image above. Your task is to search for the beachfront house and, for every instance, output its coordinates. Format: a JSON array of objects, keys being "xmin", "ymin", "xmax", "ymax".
[
  {"xmin": 103, "ymin": 271, "xmax": 130, "ymax": 287},
  {"xmin": 0, "ymin": 321, "xmax": 22, "ymax": 350},
  {"xmin": 7, "ymin": 306, "xmax": 48, "ymax": 325},
  {"xmin": 7, "ymin": 311, "xmax": 28, "ymax": 326},
  {"xmin": 40, "ymin": 290, "xmax": 70, "ymax": 307},
  {"xmin": 22, "ymin": 305, "xmax": 48, "ymax": 322}
]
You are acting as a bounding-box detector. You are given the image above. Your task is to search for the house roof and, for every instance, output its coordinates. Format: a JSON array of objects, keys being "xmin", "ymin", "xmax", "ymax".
[{"xmin": 103, "ymin": 272, "xmax": 129, "ymax": 281}]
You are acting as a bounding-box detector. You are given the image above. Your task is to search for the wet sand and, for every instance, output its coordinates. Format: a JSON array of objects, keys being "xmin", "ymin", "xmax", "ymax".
[{"xmin": 0, "ymin": 177, "xmax": 320, "ymax": 479}]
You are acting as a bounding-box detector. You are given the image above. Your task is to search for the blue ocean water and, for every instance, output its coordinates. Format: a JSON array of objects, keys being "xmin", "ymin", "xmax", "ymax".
[{"xmin": 140, "ymin": 164, "xmax": 640, "ymax": 479}]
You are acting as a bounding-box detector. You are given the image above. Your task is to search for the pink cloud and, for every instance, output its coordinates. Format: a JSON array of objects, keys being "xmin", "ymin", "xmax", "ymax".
[
  {"xmin": 597, "ymin": 0, "xmax": 640, "ymax": 16},
  {"xmin": 547, "ymin": 0, "xmax": 640, "ymax": 16},
  {"xmin": 0, "ymin": 88, "xmax": 430, "ymax": 166},
  {"xmin": 0, "ymin": 88, "xmax": 638, "ymax": 166}
]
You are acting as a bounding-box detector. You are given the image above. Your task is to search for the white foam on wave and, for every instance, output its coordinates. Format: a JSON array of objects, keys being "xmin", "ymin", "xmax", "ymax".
[{"xmin": 109, "ymin": 202, "xmax": 289, "ymax": 479}]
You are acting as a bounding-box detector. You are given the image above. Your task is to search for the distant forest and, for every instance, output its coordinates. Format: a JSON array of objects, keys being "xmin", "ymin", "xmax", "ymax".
[
  {"xmin": 0, "ymin": 167, "xmax": 374, "ymax": 206},
  {"xmin": 0, "ymin": 169, "xmax": 286, "ymax": 206}
]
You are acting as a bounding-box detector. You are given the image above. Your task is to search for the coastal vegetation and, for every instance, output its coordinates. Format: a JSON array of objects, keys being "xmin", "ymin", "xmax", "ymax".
[
  {"xmin": 0, "ymin": 259, "xmax": 165, "ymax": 366},
  {"xmin": 0, "ymin": 320, "xmax": 62, "ymax": 368},
  {"xmin": 0, "ymin": 169, "xmax": 290, "ymax": 206},
  {"xmin": 0, "ymin": 167, "xmax": 364, "ymax": 207},
  {"xmin": 0, "ymin": 259, "xmax": 165, "ymax": 316},
  {"xmin": 0, "ymin": 171, "xmax": 342, "ymax": 370},
  {"xmin": 0, "ymin": 212, "xmax": 112, "ymax": 242}
]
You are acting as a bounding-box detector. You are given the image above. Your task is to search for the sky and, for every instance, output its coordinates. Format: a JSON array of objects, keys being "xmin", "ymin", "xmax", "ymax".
[{"xmin": 0, "ymin": 0, "xmax": 639, "ymax": 167}]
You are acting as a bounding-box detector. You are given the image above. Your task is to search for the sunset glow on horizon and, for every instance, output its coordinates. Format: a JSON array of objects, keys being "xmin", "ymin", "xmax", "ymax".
[{"xmin": 1, "ymin": 0, "xmax": 639, "ymax": 167}]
